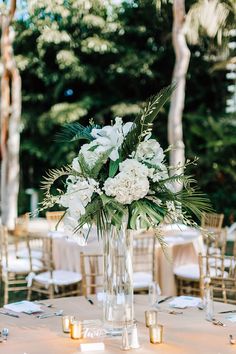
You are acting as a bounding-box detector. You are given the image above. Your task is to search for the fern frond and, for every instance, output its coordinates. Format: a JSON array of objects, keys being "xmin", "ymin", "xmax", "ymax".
[
  {"xmin": 56, "ymin": 122, "xmax": 99, "ymax": 142},
  {"xmin": 120, "ymin": 84, "xmax": 175, "ymax": 158}
]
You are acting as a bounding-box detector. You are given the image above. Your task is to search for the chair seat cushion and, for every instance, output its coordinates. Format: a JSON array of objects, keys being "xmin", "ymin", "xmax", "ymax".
[
  {"xmin": 17, "ymin": 249, "xmax": 43, "ymax": 260},
  {"xmin": 2, "ymin": 257, "xmax": 43, "ymax": 274},
  {"xmin": 133, "ymin": 272, "xmax": 152, "ymax": 289},
  {"xmin": 174, "ymin": 263, "xmax": 228, "ymax": 280},
  {"xmin": 33, "ymin": 270, "xmax": 82, "ymax": 286},
  {"xmin": 174, "ymin": 264, "xmax": 200, "ymax": 280}
]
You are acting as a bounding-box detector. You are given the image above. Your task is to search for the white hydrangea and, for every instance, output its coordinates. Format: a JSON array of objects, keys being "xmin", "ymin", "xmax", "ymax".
[
  {"xmin": 135, "ymin": 139, "xmax": 164, "ymax": 166},
  {"xmin": 91, "ymin": 117, "xmax": 133, "ymax": 161},
  {"xmin": 60, "ymin": 176, "xmax": 98, "ymax": 218},
  {"xmin": 104, "ymin": 172, "xmax": 149, "ymax": 204},
  {"xmin": 119, "ymin": 158, "xmax": 149, "ymax": 178},
  {"xmin": 104, "ymin": 159, "xmax": 150, "ymax": 204}
]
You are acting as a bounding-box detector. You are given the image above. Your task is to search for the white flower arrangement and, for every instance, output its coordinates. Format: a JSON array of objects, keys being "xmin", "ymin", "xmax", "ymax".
[{"xmin": 42, "ymin": 85, "xmax": 211, "ymax": 240}]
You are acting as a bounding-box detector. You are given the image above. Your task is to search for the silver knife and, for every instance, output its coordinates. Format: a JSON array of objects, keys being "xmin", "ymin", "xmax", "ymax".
[
  {"xmin": 157, "ymin": 296, "xmax": 173, "ymax": 304},
  {"xmin": 0, "ymin": 311, "xmax": 19, "ymax": 318}
]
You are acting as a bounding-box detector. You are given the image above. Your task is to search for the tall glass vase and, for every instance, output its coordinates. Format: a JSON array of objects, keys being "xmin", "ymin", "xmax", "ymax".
[{"xmin": 103, "ymin": 222, "xmax": 134, "ymax": 334}]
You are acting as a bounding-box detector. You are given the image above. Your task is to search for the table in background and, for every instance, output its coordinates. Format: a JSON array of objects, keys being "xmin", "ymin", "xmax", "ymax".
[
  {"xmin": 29, "ymin": 220, "xmax": 203, "ymax": 295},
  {"xmin": 0, "ymin": 295, "xmax": 235, "ymax": 354}
]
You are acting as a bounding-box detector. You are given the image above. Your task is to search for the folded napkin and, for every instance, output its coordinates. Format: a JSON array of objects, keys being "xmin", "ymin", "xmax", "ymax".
[
  {"xmin": 226, "ymin": 315, "xmax": 236, "ymax": 323},
  {"xmin": 4, "ymin": 301, "xmax": 43, "ymax": 314},
  {"xmin": 169, "ymin": 296, "xmax": 202, "ymax": 309}
]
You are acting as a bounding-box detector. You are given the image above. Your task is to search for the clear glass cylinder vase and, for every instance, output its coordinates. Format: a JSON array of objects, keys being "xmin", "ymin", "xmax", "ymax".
[{"xmin": 103, "ymin": 223, "xmax": 134, "ymax": 334}]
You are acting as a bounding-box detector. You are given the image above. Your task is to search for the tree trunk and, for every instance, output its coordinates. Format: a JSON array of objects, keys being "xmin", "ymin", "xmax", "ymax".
[
  {"xmin": 168, "ymin": 0, "xmax": 190, "ymax": 191},
  {"xmin": 0, "ymin": 1, "xmax": 21, "ymax": 230}
]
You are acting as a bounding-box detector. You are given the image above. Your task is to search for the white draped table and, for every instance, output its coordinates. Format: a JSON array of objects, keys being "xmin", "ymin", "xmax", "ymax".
[
  {"xmin": 52, "ymin": 225, "xmax": 203, "ymax": 296},
  {"xmin": 1, "ymin": 295, "xmax": 235, "ymax": 354}
]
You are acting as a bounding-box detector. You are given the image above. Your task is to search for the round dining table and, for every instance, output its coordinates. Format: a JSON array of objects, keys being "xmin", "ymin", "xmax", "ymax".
[{"xmin": 1, "ymin": 295, "xmax": 235, "ymax": 354}]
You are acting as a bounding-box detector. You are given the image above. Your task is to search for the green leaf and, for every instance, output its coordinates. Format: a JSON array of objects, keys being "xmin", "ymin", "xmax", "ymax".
[{"xmin": 109, "ymin": 158, "xmax": 120, "ymax": 177}]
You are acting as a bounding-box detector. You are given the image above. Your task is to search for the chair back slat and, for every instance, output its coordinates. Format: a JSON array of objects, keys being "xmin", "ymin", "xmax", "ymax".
[
  {"xmin": 80, "ymin": 253, "xmax": 103, "ymax": 296},
  {"xmin": 133, "ymin": 232, "xmax": 156, "ymax": 280}
]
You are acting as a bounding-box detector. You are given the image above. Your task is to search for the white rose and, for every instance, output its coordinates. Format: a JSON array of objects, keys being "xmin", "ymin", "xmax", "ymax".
[
  {"xmin": 79, "ymin": 140, "xmax": 107, "ymax": 168},
  {"xmin": 136, "ymin": 139, "xmax": 164, "ymax": 166}
]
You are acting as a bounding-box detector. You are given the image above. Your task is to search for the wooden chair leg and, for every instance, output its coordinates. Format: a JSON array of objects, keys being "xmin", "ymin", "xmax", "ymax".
[
  {"xmin": 4, "ymin": 281, "xmax": 9, "ymax": 305},
  {"xmin": 27, "ymin": 288, "xmax": 32, "ymax": 301},
  {"xmin": 49, "ymin": 285, "xmax": 54, "ymax": 299}
]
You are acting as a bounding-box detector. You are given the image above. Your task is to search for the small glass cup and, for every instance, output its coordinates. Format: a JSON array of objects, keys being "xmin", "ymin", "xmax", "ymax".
[
  {"xmin": 148, "ymin": 282, "xmax": 161, "ymax": 307},
  {"xmin": 70, "ymin": 320, "xmax": 83, "ymax": 340},
  {"xmin": 149, "ymin": 324, "xmax": 163, "ymax": 344},
  {"xmin": 204, "ymin": 286, "xmax": 214, "ymax": 321},
  {"xmin": 145, "ymin": 310, "xmax": 158, "ymax": 327},
  {"xmin": 62, "ymin": 315, "xmax": 75, "ymax": 333}
]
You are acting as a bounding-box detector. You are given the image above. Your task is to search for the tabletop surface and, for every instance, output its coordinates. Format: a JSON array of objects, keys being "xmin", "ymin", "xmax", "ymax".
[{"xmin": 0, "ymin": 295, "xmax": 235, "ymax": 354}]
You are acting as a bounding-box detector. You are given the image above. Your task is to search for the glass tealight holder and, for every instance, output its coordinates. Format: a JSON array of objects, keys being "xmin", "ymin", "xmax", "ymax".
[
  {"xmin": 70, "ymin": 320, "xmax": 83, "ymax": 340},
  {"xmin": 62, "ymin": 315, "xmax": 75, "ymax": 333},
  {"xmin": 149, "ymin": 324, "xmax": 163, "ymax": 344},
  {"xmin": 145, "ymin": 310, "xmax": 158, "ymax": 328},
  {"xmin": 204, "ymin": 286, "xmax": 214, "ymax": 321},
  {"xmin": 148, "ymin": 282, "xmax": 161, "ymax": 308}
]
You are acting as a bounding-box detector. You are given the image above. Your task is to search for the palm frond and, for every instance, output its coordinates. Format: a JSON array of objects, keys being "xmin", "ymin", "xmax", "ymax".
[
  {"xmin": 56, "ymin": 122, "xmax": 99, "ymax": 142},
  {"xmin": 101, "ymin": 194, "xmax": 127, "ymax": 230},
  {"xmin": 154, "ymin": 228, "xmax": 172, "ymax": 262},
  {"xmin": 176, "ymin": 189, "xmax": 212, "ymax": 220},
  {"xmin": 120, "ymin": 84, "xmax": 175, "ymax": 158},
  {"xmin": 41, "ymin": 165, "xmax": 73, "ymax": 196}
]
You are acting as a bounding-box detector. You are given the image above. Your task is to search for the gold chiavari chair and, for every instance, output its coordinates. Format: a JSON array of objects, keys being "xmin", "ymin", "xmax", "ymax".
[
  {"xmin": 13, "ymin": 213, "xmax": 30, "ymax": 255},
  {"xmin": 46, "ymin": 211, "xmax": 65, "ymax": 231},
  {"xmin": 174, "ymin": 214, "xmax": 225, "ymax": 296},
  {"xmin": 80, "ymin": 253, "xmax": 103, "ymax": 296},
  {"xmin": 0, "ymin": 225, "xmax": 43, "ymax": 305},
  {"xmin": 201, "ymin": 213, "xmax": 225, "ymax": 255},
  {"xmin": 199, "ymin": 252, "xmax": 236, "ymax": 304},
  {"xmin": 133, "ymin": 232, "xmax": 157, "ymax": 292},
  {"xmin": 27, "ymin": 235, "xmax": 82, "ymax": 300}
]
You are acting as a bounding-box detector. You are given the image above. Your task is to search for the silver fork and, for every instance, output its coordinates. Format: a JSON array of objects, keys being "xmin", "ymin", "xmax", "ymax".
[{"xmin": 37, "ymin": 310, "xmax": 64, "ymax": 319}]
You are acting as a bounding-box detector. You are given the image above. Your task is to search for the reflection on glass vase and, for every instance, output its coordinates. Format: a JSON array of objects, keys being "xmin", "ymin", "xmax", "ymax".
[{"xmin": 103, "ymin": 222, "xmax": 134, "ymax": 334}]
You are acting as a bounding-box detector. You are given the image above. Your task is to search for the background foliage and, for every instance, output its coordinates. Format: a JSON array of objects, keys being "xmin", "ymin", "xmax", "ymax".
[{"xmin": 14, "ymin": 0, "xmax": 236, "ymax": 224}]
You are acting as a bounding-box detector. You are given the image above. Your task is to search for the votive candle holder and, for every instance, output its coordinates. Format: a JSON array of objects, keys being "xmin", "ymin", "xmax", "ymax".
[
  {"xmin": 70, "ymin": 320, "xmax": 83, "ymax": 340},
  {"xmin": 145, "ymin": 310, "xmax": 158, "ymax": 327},
  {"xmin": 62, "ymin": 315, "xmax": 75, "ymax": 333},
  {"xmin": 149, "ymin": 324, "xmax": 163, "ymax": 344}
]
